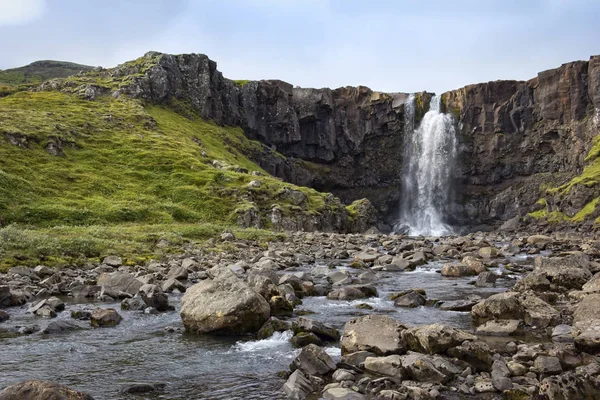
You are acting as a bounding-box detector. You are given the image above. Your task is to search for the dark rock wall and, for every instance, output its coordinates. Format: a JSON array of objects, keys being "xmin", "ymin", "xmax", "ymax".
[{"xmin": 117, "ymin": 52, "xmax": 600, "ymax": 227}]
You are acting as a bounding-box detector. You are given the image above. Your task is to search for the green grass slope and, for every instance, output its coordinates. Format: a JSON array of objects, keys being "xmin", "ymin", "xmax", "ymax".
[
  {"xmin": 0, "ymin": 89, "xmax": 346, "ymax": 269},
  {"xmin": 0, "ymin": 60, "xmax": 94, "ymax": 86}
]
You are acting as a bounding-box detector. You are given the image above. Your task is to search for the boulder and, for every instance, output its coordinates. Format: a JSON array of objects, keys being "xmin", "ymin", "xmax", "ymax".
[
  {"xmin": 326, "ymin": 287, "xmax": 365, "ymax": 301},
  {"xmin": 283, "ymin": 370, "xmax": 314, "ymax": 400},
  {"xmin": 291, "ymin": 332, "xmax": 323, "ymax": 347},
  {"xmin": 139, "ymin": 284, "xmax": 169, "ymax": 312},
  {"xmin": 166, "ymin": 266, "xmax": 188, "ymax": 280},
  {"xmin": 257, "ymin": 317, "xmax": 291, "ymax": 339},
  {"xmin": 322, "ymin": 388, "xmax": 365, "ymax": 400},
  {"xmin": 96, "ymin": 272, "xmax": 143, "ymax": 296},
  {"xmin": 102, "ymin": 255, "xmax": 122, "ymax": 267},
  {"xmin": 180, "ymin": 269, "xmax": 270, "ymax": 335},
  {"xmin": 438, "ymin": 295, "xmax": 481, "ymax": 312},
  {"xmin": 90, "ymin": 308, "xmax": 123, "ymax": 328},
  {"xmin": 400, "ymin": 353, "xmax": 448, "ymax": 383},
  {"xmin": 364, "ymin": 355, "xmax": 404, "ymax": 377},
  {"xmin": 573, "ymin": 319, "xmax": 600, "ymax": 353},
  {"xmin": 534, "ymin": 356, "xmax": 563, "ymax": 375},
  {"xmin": 514, "ymin": 255, "xmax": 592, "ymax": 293},
  {"xmin": 42, "ymin": 320, "xmax": 85, "ymax": 335},
  {"xmin": 475, "ymin": 319, "xmax": 523, "ymax": 336},
  {"xmin": 292, "ymin": 344, "xmax": 336, "ymax": 376},
  {"xmin": 0, "ymin": 380, "xmax": 94, "ymax": 400},
  {"xmin": 537, "ymin": 372, "xmax": 600, "ymax": 399},
  {"xmin": 447, "ymin": 341, "xmax": 494, "ymax": 372},
  {"xmin": 292, "ymin": 317, "xmax": 340, "ymax": 342},
  {"xmin": 341, "ymin": 351, "xmax": 375, "ymax": 367},
  {"xmin": 477, "ymin": 247, "xmax": 498, "ymax": 259},
  {"xmin": 471, "ymin": 291, "xmax": 559, "ymax": 328},
  {"xmin": 526, "ymin": 235, "xmax": 552, "ymax": 246},
  {"xmin": 404, "ymin": 324, "xmax": 476, "ymax": 354},
  {"xmin": 393, "ymin": 291, "xmax": 426, "ymax": 308},
  {"xmin": 475, "ymin": 271, "xmax": 497, "ymax": 288},
  {"xmin": 0, "ymin": 310, "xmax": 9, "ymax": 322},
  {"xmin": 441, "ymin": 262, "xmax": 481, "ymax": 277},
  {"xmin": 341, "ymin": 315, "xmax": 406, "ymax": 356}
]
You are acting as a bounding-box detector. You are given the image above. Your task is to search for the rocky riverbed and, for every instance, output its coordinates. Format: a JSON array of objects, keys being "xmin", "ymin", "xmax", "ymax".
[{"xmin": 1, "ymin": 229, "xmax": 600, "ymax": 399}]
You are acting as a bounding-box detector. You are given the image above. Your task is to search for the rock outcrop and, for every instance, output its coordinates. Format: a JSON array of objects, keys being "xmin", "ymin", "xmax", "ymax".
[{"xmin": 41, "ymin": 51, "xmax": 600, "ymax": 227}]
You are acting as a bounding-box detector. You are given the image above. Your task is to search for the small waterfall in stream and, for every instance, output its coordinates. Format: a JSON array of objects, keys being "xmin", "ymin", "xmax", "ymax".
[{"xmin": 396, "ymin": 95, "xmax": 457, "ymax": 236}]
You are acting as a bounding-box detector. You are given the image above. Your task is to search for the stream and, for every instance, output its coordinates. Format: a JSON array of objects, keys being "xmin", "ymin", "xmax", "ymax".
[{"xmin": 0, "ymin": 251, "xmax": 537, "ymax": 399}]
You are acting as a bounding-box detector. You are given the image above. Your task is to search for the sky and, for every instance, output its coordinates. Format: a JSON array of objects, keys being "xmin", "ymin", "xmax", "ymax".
[{"xmin": 0, "ymin": 0, "xmax": 599, "ymax": 93}]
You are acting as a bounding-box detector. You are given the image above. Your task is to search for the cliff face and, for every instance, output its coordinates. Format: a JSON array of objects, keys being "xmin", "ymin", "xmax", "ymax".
[
  {"xmin": 443, "ymin": 56, "xmax": 600, "ymax": 225},
  {"xmin": 109, "ymin": 52, "xmax": 600, "ymax": 228}
]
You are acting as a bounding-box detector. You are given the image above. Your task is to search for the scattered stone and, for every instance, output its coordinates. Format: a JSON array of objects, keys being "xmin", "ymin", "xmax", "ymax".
[
  {"xmin": 90, "ymin": 308, "xmax": 123, "ymax": 328},
  {"xmin": 0, "ymin": 380, "xmax": 95, "ymax": 400},
  {"xmin": 292, "ymin": 344, "xmax": 336, "ymax": 376},
  {"xmin": 341, "ymin": 315, "xmax": 406, "ymax": 356}
]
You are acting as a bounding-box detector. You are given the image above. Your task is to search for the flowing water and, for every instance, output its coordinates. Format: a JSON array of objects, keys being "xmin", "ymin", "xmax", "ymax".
[
  {"xmin": 397, "ymin": 95, "xmax": 458, "ymax": 236},
  {"xmin": 0, "ymin": 253, "xmax": 522, "ymax": 399}
]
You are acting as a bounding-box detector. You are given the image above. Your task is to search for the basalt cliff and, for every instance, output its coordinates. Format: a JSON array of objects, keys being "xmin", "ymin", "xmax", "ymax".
[{"xmin": 5, "ymin": 51, "xmax": 600, "ymax": 232}]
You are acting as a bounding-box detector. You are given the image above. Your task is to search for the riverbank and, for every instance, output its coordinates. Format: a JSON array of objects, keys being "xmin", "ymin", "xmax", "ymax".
[{"xmin": 1, "ymin": 229, "xmax": 600, "ymax": 399}]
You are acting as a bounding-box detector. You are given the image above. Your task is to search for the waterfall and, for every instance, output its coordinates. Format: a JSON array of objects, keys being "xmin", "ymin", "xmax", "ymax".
[{"xmin": 396, "ymin": 95, "xmax": 457, "ymax": 236}]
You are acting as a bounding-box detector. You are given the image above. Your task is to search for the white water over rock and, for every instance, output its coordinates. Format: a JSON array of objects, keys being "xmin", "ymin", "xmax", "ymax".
[{"xmin": 397, "ymin": 95, "xmax": 457, "ymax": 236}]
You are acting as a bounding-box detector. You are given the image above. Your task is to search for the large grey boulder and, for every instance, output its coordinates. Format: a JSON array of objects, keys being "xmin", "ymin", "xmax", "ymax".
[
  {"xmin": 96, "ymin": 272, "xmax": 143, "ymax": 296},
  {"xmin": 514, "ymin": 254, "xmax": 592, "ymax": 293},
  {"xmin": 292, "ymin": 344, "xmax": 336, "ymax": 376},
  {"xmin": 180, "ymin": 269, "xmax": 270, "ymax": 335},
  {"xmin": 0, "ymin": 380, "xmax": 94, "ymax": 400},
  {"xmin": 341, "ymin": 315, "xmax": 406, "ymax": 356},
  {"xmin": 363, "ymin": 355, "xmax": 404, "ymax": 377},
  {"xmin": 537, "ymin": 372, "xmax": 600, "ymax": 399},
  {"xmin": 283, "ymin": 370, "xmax": 314, "ymax": 400},
  {"xmin": 403, "ymin": 324, "xmax": 476, "ymax": 354},
  {"xmin": 572, "ymin": 294, "xmax": 600, "ymax": 353}
]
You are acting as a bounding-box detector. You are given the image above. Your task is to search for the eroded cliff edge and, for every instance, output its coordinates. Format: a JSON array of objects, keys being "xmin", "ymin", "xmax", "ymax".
[{"xmin": 54, "ymin": 51, "xmax": 600, "ymax": 230}]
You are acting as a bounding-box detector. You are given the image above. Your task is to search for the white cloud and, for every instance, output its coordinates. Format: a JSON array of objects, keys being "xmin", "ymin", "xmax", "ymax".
[{"xmin": 0, "ymin": 0, "xmax": 46, "ymax": 27}]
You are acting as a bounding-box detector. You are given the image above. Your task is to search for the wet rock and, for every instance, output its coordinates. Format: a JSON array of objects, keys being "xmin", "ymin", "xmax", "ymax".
[
  {"xmin": 364, "ymin": 355, "xmax": 404, "ymax": 378},
  {"xmin": 393, "ymin": 291, "xmax": 426, "ymax": 308},
  {"xmin": 0, "ymin": 310, "xmax": 9, "ymax": 322},
  {"xmin": 283, "ymin": 369, "xmax": 314, "ymax": 400},
  {"xmin": 292, "ymin": 317, "xmax": 340, "ymax": 342},
  {"xmin": 0, "ymin": 380, "xmax": 95, "ymax": 400},
  {"xmin": 258, "ymin": 317, "xmax": 291, "ymax": 339},
  {"xmin": 573, "ymin": 319, "xmax": 600, "ymax": 353},
  {"xmin": 121, "ymin": 383, "xmax": 166, "ymax": 394},
  {"xmin": 121, "ymin": 297, "xmax": 146, "ymax": 311},
  {"xmin": 139, "ymin": 284, "xmax": 170, "ymax": 312},
  {"xmin": 403, "ymin": 323, "xmax": 476, "ymax": 354},
  {"xmin": 292, "ymin": 344, "xmax": 336, "ymax": 376},
  {"xmin": 36, "ymin": 306, "xmax": 57, "ymax": 318},
  {"xmin": 475, "ymin": 271, "xmax": 497, "ymax": 288},
  {"xmin": 327, "ymin": 287, "xmax": 366, "ymax": 301},
  {"xmin": 42, "ymin": 320, "xmax": 85, "ymax": 334},
  {"xmin": 327, "ymin": 271, "xmax": 352, "ymax": 285},
  {"xmin": 97, "ymin": 272, "xmax": 143, "ymax": 296},
  {"xmin": 90, "ymin": 308, "xmax": 123, "ymax": 328},
  {"xmin": 440, "ymin": 261, "xmax": 482, "ymax": 277},
  {"xmin": 180, "ymin": 268, "xmax": 270, "ymax": 335},
  {"xmin": 291, "ymin": 332, "xmax": 323, "ymax": 347},
  {"xmin": 70, "ymin": 310, "xmax": 92, "ymax": 320},
  {"xmin": 341, "ymin": 315, "xmax": 407, "ymax": 356},
  {"xmin": 507, "ymin": 361, "xmax": 528, "ymax": 376},
  {"xmin": 438, "ymin": 295, "xmax": 481, "ymax": 311}
]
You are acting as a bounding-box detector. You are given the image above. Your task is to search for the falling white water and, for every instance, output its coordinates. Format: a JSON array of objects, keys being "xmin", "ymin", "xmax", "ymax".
[{"xmin": 397, "ymin": 95, "xmax": 457, "ymax": 236}]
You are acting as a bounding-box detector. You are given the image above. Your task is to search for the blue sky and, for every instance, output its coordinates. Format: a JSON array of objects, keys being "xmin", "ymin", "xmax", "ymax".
[{"xmin": 0, "ymin": 0, "xmax": 599, "ymax": 93}]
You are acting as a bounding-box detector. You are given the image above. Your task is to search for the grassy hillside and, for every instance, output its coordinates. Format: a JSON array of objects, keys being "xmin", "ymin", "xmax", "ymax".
[
  {"xmin": 0, "ymin": 88, "xmax": 347, "ymax": 269},
  {"xmin": 0, "ymin": 60, "xmax": 94, "ymax": 86}
]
